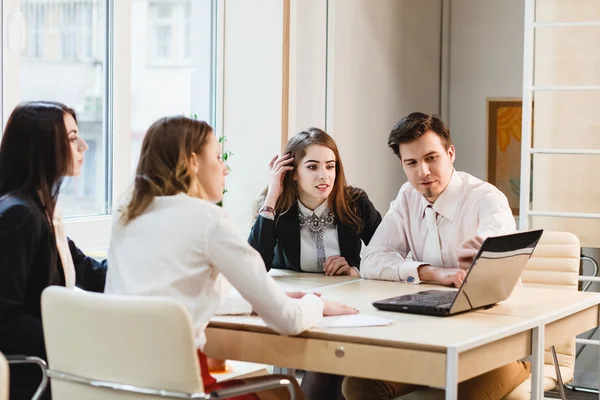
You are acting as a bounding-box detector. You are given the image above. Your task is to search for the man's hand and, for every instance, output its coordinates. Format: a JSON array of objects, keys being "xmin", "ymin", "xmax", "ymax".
[
  {"xmin": 457, "ymin": 235, "xmax": 484, "ymax": 270},
  {"xmin": 433, "ymin": 268, "xmax": 466, "ymax": 287},
  {"xmin": 323, "ymin": 256, "xmax": 359, "ymax": 276},
  {"xmin": 418, "ymin": 265, "xmax": 466, "ymax": 287}
]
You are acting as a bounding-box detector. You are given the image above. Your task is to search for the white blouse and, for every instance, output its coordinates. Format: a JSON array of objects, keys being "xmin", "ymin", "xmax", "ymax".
[
  {"xmin": 298, "ymin": 201, "xmax": 341, "ymax": 272},
  {"xmin": 53, "ymin": 211, "xmax": 75, "ymax": 288},
  {"xmin": 105, "ymin": 193, "xmax": 324, "ymax": 349}
]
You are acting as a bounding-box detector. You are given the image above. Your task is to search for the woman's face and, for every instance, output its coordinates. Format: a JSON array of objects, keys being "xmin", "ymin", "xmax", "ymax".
[
  {"xmin": 294, "ymin": 144, "xmax": 337, "ymax": 207},
  {"xmin": 65, "ymin": 113, "xmax": 88, "ymax": 177},
  {"xmin": 193, "ymin": 133, "xmax": 230, "ymax": 202}
]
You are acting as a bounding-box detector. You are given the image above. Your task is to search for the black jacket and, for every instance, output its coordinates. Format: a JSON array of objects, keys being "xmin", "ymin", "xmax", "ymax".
[
  {"xmin": 0, "ymin": 193, "xmax": 107, "ymax": 400},
  {"xmin": 248, "ymin": 189, "xmax": 382, "ymax": 272}
]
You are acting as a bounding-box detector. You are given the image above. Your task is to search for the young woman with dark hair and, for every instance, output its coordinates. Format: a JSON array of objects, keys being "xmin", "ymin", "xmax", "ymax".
[{"xmin": 0, "ymin": 101, "xmax": 107, "ymax": 400}]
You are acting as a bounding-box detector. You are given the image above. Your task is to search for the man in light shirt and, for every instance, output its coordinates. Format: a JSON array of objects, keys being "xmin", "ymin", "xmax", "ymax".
[{"xmin": 342, "ymin": 112, "xmax": 530, "ymax": 400}]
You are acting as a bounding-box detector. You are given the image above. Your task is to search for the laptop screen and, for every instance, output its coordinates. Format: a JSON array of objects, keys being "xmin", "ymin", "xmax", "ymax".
[{"xmin": 448, "ymin": 229, "xmax": 543, "ymax": 314}]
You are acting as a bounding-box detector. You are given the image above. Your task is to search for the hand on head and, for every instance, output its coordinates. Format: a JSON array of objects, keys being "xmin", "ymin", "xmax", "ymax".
[{"xmin": 265, "ymin": 153, "xmax": 294, "ymax": 203}]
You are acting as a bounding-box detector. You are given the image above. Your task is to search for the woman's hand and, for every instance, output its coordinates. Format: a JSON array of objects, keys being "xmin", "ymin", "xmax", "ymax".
[
  {"xmin": 322, "ymin": 299, "xmax": 359, "ymax": 316},
  {"xmin": 323, "ymin": 255, "xmax": 359, "ymax": 276},
  {"xmin": 286, "ymin": 291, "xmax": 321, "ymax": 299},
  {"xmin": 264, "ymin": 154, "xmax": 294, "ymax": 207}
]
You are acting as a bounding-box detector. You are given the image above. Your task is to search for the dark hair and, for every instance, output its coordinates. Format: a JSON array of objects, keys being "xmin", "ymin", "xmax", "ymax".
[
  {"xmin": 388, "ymin": 112, "xmax": 451, "ymax": 159},
  {"xmin": 256, "ymin": 127, "xmax": 363, "ymax": 231},
  {"xmin": 122, "ymin": 115, "xmax": 213, "ymax": 223},
  {"xmin": 0, "ymin": 101, "xmax": 76, "ymax": 220}
]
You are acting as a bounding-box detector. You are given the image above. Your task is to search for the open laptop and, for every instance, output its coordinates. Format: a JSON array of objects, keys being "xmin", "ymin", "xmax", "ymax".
[{"xmin": 372, "ymin": 229, "xmax": 544, "ymax": 317}]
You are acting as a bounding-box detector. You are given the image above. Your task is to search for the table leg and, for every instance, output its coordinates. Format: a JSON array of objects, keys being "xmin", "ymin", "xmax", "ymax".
[
  {"xmin": 445, "ymin": 347, "xmax": 458, "ymax": 400},
  {"xmin": 530, "ymin": 324, "xmax": 544, "ymax": 400}
]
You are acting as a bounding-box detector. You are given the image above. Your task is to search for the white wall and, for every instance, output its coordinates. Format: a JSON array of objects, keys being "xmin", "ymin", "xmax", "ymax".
[
  {"xmin": 326, "ymin": 0, "xmax": 442, "ymax": 214},
  {"xmin": 221, "ymin": 0, "xmax": 284, "ymax": 236},
  {"xmin": 448, "ymin": 0, "xmax": 525, "ymax": 180}
]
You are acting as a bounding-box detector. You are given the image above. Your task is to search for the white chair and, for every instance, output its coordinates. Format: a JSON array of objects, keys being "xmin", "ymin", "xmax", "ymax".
[
  {"xmin": 0, "ymin": 352, "xmax": 8, "ymax": 400},
  {"xmin": 40, "ymin": 286, "xmax": 297, "ymax": 399},
  {"xmin": 505, "ymin": 231, "xmax": 581, "ymax": 400}
]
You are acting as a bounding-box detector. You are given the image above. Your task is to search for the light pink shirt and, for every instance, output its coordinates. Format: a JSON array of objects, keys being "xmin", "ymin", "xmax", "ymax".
[{"xmin": 361, "ymin": 171, "xmax": 516, "ymax": 284}]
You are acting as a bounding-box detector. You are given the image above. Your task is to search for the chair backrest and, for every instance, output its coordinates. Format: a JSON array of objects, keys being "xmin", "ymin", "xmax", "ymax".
[
  {"xmin": 0, "ymin": 352, "xmax": 8, "ymax": 400},
  {"xmin": 41, "ymin": 286, "xmax": 203, "ymax": 400},
  {"xmin": 522, "ymin": 231, "xmax": 580, "ymax": 380}
]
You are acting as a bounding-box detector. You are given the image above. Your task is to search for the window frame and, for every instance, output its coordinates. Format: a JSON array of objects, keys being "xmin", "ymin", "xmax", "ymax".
[{"xmin": 1, "ymin": 0, "xmax": 217, "ymax": 250}]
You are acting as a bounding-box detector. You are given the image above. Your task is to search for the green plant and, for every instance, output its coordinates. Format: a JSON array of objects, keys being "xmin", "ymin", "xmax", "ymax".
[
  {"xmin": 190, "ymin": 114, "xmax": 232, "ymax": 206},
  {"xmin": 217, "ymin": 135, "xmax": 233, "ymax": 207}
]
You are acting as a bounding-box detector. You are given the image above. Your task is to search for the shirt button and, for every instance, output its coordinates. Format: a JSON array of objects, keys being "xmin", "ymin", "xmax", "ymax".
[{"xmin": 407, "ymin": 276, "xmax": 414, "ymax": 283}]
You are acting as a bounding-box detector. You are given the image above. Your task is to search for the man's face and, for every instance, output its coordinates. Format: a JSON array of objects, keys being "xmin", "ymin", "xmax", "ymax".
[{"xmin": 399, "ymin": 130, "xmax": 455, "ymax": 203}]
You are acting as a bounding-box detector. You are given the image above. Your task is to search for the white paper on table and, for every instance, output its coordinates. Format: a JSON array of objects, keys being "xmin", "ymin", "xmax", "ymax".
[{"xmin": 317, "ymin": 314, "xmax": 393, "ymax": 329}]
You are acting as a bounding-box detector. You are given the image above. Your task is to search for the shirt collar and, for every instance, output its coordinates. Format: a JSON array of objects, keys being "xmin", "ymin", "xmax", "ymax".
[
  {"xmin": 298, "ymin": 200, "xmax": 329, "ymax": 217},
  {"xmin": 420, "ymin": 170, "xmax": 462, "ymax": 222}
]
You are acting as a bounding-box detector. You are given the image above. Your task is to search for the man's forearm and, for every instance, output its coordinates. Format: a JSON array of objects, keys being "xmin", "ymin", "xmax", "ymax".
[{"xmin": 417, "ymin": 265, "xmax": 439, "ymax": 283}]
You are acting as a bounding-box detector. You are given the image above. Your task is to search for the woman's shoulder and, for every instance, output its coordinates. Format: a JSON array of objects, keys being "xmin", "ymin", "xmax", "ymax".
[
  {"xmin": 0, "ymin": 193, "xmax": 44, "ymax": 229},
  {"xmin": 0, "ymin": 192, "xmax": 40, "ymax": 214},
  {"xmin": 345, "ymin": 186, "xmax": 371, "ymax": 205}
]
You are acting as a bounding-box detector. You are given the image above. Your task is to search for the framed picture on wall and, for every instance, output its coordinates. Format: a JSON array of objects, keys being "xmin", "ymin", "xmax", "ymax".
[{"xmin": 487, "ymin": 98, "xmax": 532, "ymax": 216}]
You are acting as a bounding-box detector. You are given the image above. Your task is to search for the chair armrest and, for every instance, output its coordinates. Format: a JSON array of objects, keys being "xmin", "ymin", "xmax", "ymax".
[{"xmin": 6, "ymin": 355, "xmax": 48, "ymax": 400}]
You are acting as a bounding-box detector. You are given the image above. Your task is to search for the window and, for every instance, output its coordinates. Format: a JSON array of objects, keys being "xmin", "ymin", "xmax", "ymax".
[
  {"xmin": 131, "ymin": 0, "xmax": 214, "ymax": 170},
  {"xmin": 147, "ymin": 0, "xmax": 192, "ymax": 64},
  {"xmin": 24, "ymin": 2, "xmax": 45, "ymax": 58},
  {"xmin": 10, "ymin": 0, "xmax": 109, "ymax": 217},
  {"xmin": 2, "ymin": 0, "xmax": 216, "ymax": 248}
]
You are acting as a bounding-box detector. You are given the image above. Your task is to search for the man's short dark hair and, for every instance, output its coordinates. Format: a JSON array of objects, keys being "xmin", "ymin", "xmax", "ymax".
[{"xmin": 388, "ymin": 112, "xmax": 451, "ymax": 159}]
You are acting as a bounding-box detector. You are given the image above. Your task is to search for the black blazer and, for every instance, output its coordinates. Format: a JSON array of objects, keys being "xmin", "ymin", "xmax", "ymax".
[
  {"xmin": 248, "ymin": 188, "xmax": 382, "ymax": 272},
  {"xmin": 0, "ymin": 193, "xmax": 107, "ymax": 400}
]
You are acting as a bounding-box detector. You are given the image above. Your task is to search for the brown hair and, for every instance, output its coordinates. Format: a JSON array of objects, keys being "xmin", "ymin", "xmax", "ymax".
[
  {"xmin": 257, "ymin": 128, "xmax": 363, "ymax": 231},
  {"xmin": 121, "ymin": 115, "xmax": 213, "ymax": 223},
  {"xmin": 388, "ymin": 112, "xmax": 451, "ymax": 159}
]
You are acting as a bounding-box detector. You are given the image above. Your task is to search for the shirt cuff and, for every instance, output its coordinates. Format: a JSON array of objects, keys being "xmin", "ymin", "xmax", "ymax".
[{"xmin": 397, "ymin": 261, "xmax": 428, "ymax": 284}]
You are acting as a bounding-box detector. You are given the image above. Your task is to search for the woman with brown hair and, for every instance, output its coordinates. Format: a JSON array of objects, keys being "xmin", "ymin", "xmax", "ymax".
[
  {"xmin": 105, "ymin": 116, "xmax": 358, "ymax": 399},
  {"xmin": 248, "ymin": 128, "xmax": 382, "ymax": 399},
  {"xmin": 0, "ymin": 101, "xmax": 107, "ymax": 400}
]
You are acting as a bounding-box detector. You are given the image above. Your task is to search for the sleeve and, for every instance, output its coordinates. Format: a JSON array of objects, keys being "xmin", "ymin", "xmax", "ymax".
[
  {"xmin": 69, "ymin": 239, "xmax": 107, "ymax": 293},
  {"xmin": 360, "ymin": 197, "xmax": 427, "ymax": 284},
  {"xmin": 0, "ymin": 204, "xmax": 46, "ymax": 355},
  {"xmin": 475, "ymin": 191, "xmax": 517, "ymax": 238},
  {"xmin": 356, "ymin": 191, "xmax": 382, "ymax": 245},
  {"xmin": 247, "ymin": 215, "xmax": 278, "ymax": 272},
  {"xmin": 209, "ymin": 210, "xmax": 323, "ymax": 335}
]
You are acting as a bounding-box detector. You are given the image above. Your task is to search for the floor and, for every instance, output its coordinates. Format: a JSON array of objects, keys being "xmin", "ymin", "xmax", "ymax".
[{"xmin": 546, "ymin": 387, "xmax": 598, "ymax": 399}]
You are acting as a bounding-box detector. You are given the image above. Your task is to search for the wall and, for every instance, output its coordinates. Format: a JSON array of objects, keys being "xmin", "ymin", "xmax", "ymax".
[
  {"xmin": 447, "ymin": 0, "xmax": 525, "ymax": 180},
  {"xmin": 325, "ymin": 0, "xmax": 442, "ymax": 214},
  {"xmin": 221, "ymin": 0, "xmax": 285, "ymax": 235}
]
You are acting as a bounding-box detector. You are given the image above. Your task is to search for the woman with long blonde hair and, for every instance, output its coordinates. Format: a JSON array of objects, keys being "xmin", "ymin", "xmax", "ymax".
[
  {"xmin": 105, "ymin": 116, "xmax": 358, "ymax": 399},
  {"xmin": 248, "ymin": 128, "xmax": 382, "ymax": 399}
]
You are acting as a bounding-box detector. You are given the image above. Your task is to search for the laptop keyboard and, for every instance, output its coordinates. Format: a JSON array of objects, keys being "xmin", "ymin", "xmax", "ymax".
[{"xmin": 401, "ymin": 291, "xmax": 456, "ymax": 307}]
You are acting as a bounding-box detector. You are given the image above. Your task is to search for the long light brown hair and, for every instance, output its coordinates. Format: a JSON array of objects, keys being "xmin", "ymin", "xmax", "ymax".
[
  {"xmin": 121, "ymin": 115, "xmax": 213, "ymax": 223},
  {"xmin": 257, "ymin": 128, "xmax": 363, "ymax": 231}
]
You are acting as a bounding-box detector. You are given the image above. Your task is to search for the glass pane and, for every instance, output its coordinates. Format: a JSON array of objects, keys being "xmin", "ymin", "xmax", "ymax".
[
  {"xmin": 17, "ymin": 0, "xmax": 108, "ymax": 217},
  {"xmin": 131, "ymin": 0, "xmax": 214, "ymax": 172}
]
